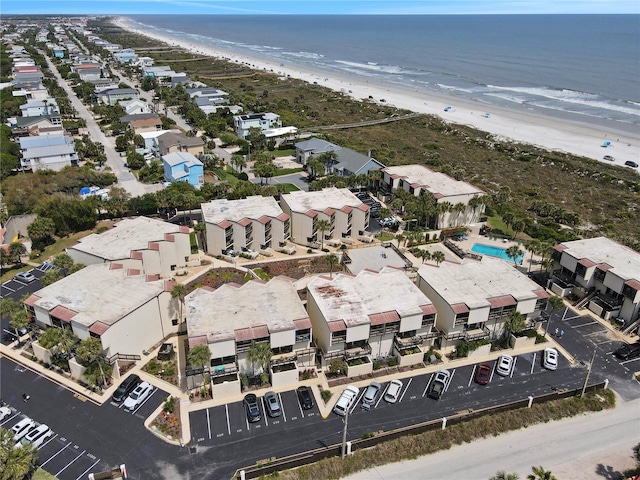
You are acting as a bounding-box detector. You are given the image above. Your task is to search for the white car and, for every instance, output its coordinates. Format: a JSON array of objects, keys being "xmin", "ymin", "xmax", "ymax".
[
  {"xmin": 0, "ymin": 406, "xmax": 12, "ymax": 421},
  {"xmin": 123, "ymin": 381, "xmax": 153, "ymax": 411},
  {"xmin": 384, "ymin": 379, "xmax": 403, "ymax": 403},
  {"xmin": 333, "ymin": 385, "xmax": 359, "ymax": 416},
  {"xmin": 16, "ymin": 424, "xmax": 52, "ymax": 449},
  {"xmin": 543, "ymin": 348, "xmax": 558, "ymax": 370},
  {"xmin": 11, "ymin": 417, "xmax": 35, "ymax": 441},
  {"xmin": 496, "ymin": 354, "xmax": 514, "ymax": 376}
]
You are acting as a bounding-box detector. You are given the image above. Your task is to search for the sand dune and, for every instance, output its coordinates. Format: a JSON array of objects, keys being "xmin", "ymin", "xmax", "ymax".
[{"xmin": 114, "ymin": 17, "xmax": 639, "ymax": 168}]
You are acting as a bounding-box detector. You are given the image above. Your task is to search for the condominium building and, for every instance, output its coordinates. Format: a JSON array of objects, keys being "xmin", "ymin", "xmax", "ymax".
[
  {"xmin": 550, "ymin": 237, "xmax": 640, "ymax": 326},
  {"xmin": 417, "ymin": 257, "xmax": 549, "ymax": 348},
  {"xmin": 201, "ymin": 196, "xmax": 290, "ymax": 255},
  {"xmin": 279, "ymin": 188, "xmax": 369, "ymax": 248},
  {"xmin": 66, "ymin": 217, "xmax": 195, "ymax": 278},
  {"xmin": 186, "ymin": 277, "xmax": 313, "ymax": 395},
  {"xmin": 381, "ymin": 164, "xmax": 485, "ymax": 228},
  {"xmin": 307, "ymin": 267, "xmax": 438, "ymax": 375}
]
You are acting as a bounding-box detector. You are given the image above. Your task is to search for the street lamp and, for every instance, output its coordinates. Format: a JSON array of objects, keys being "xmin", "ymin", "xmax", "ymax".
[{"xmin": 341, "ymin": 405, "xmax": 350, "ymax": 459}]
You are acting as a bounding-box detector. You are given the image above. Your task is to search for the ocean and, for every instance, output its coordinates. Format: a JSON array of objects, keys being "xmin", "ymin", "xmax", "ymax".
[{"xmin": 126, "ymin": 14, "xmax": 640, "ymax": 133}]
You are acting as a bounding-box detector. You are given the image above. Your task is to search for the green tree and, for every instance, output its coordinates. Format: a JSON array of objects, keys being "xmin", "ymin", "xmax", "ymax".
[
  {"xmin": 247, "ymin": 341, "xmax": 272, "ymax": 377},
  {"xmin": 187, "ymin": 344, "xmax": 211, "ymax": 371},
  {"xmin": 8, "ymin": 242, "xmax": 27, "ymax": 265},
  {"xmin": 170, "ymin": 283, "xmax": 188, "ymax": 323},
  {"xmin": 315, "ymin": 219, "xmax": 331, "ymax": 250},
  {"xmin": 506, "ymin": 245, "xmax": 524, "ymax": 267},
  {"xmin": 27, "ymin": 216, "xmax": 56, "ymax": 250},
  {"xmin": 527, "ymin": 466, "xmax": 556, "ymax": 480},
  {"xmin": 504, "ymin": 310, "xmax": 527, "ymax": 339},
  {"xmin": 76, "ymin": 337, "xmax": 107, "ymax": 388},
  {"xmin": 10, "ymin": 310, "xmax": 30, "ymax": 340},
  {"xmin": 548, "ymin": 295, "xmax": 564, "ymax": 311},
  {"xmin": 490, "ymin": 472, "xmax": 520, "ymax": 480},
  {"xmin": 326, "ymin": 253, "xmax": 338, "ymax": 278},
  {"xmin": 38, "ymin": 327, "xmax": 63, "ymax": 350},
  {"xmin": 431, "ymin": 250, "xmax": 445, "ymax": 266},
  {"xmin": 0, "ymin": 427, "xmax": 39, "ymax": 480},
  {"xmin": 0, "ymin": 298, "xmax": 21, "ymax": 320},
  {"xmin": 328, "ymin": 358, "xmax": 348, "ymax": 375},
  {"xmin": 55, "ymin": 327, "xmax": 79, "ymax": 360},
  {"xmin": 53, "ymin": 253, "xmax": 74, "ymax": 274},
  {"xmin": 41, "ymin": 269, "xmax": 62, "ymax": 287}
]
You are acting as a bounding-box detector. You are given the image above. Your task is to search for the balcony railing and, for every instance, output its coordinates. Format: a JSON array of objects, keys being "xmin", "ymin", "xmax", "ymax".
[{"xmin": 446, "ymin": 325, "xmax": 490, "ymax": 342}]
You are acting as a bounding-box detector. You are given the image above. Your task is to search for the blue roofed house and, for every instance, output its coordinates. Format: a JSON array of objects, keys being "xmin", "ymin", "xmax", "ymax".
[
  {"xmin": 294, "ymin": 137, "xmax": 386, "ymax": 177},
  {"xmin": 162, "ymin": 152, "xmax": 204, "ymax": 189}
]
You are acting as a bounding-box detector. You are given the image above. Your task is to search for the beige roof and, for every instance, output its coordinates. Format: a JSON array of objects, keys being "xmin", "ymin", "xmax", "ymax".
[
  {"xmin": 201, "ymin": 196, "xmax": 285, "ymax": 225},
  {"xmin": 281, "ymin": 187, "xmax": 365, "ymax": 214},
  {"xmin": 558, "ymin": 237, "xmax": 640, "ymax": 282},
  {"xmin": 307, "ymin": 267, "xmax": 432, "ymax": 328},
  {"xmin": 68, "ymin": 217, "xmax": 187, "ymax": 261},
  {"xmin": 418, "ymin": 256, "xmax": 541, "ymax": 309},
  {"xmin": 186, "ymin": 277, "xmax": 308, "ymax": 343},
  {"xmin": 383, "ymin": 164, "xmax": 484, "ymax": 197}
]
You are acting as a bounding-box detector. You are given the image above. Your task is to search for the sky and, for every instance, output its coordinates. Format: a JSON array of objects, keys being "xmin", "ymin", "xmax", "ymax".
[{"xmin": 2, "ymin": 0, "xmax": 638, "ymax": 15}]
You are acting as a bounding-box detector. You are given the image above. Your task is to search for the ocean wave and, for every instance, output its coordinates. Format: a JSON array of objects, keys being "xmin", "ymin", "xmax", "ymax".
[
  {"xmin": 435, "ymin": 83, "xmax": 477, "ymax": 94},
  {"xmin": 280, "ymin": 51, "xmax": 325, "ymax": 60},
  {"xmin": 335, "ymin": 60, "xmax": 406, "ymax": 75}
]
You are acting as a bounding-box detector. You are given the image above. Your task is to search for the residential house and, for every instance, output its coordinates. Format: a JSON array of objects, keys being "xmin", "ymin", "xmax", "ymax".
[
  {"xmin": 416, "ymin": 256, "xmax": 549, "ymax": 348},
  {"xmin": 381, "ymin": 164, "xmax": 486, "ymax": 229},
  {"xmin": 12, "ymin": 115, "xmax": 64, "ymax": 137},
  {"xmin": 157, "ymin": 131, "xmax": 205, "ymax": 156},
  {"xmin": 113, "ymin": 48, "xmax": 137, "ymax": 64},
  {"xmin": 186, "ymin": 277, "xmax": 313, "ymax": 395},
  {"xmin": 294, "ymin": 137, "xmax": 386, "ymax": 176},
  {"xmin": 201, "ymin": 196, "xmax": 290, "ymax": 255},
  {"xmin": 99, "ymin": 88, "xmax": 139, "ymax": 106},
  {"xmin": 24, "ymin": 263, "xmax": 179, "ymax": 358},
  {"xmin": 66, "ymin": 216, "xmax": 195, "ymax": 278},
  {"xmin": 90, "ymin": 78, "xmax": 120, "ymax": 93},
  {"xmin": 19, "ymin": 135, "xmax": 78, "ymax": 171},
  {"xmin": 307, "ymin": 267, "xmax": 437, "ymax": 374},
  {"xmin": 119, "ymin": 99, "xmax": 152, "ymax": 116},
  {"xmin": 19, "ymin": 98, "xmax": 60, "ymax": 117},
  {"xmin": 73, "ymin": 63, "xmax": 102, "ymax": 81},
  {"xmin": 162, "ymin": 152, "xmax": 204, "ymax": 189},
  {"xmin": 279, "ymin": 188, "xmax": 369, "ymax": 248},
  {"xmin": 233, "ymin": 113, "xmax": 282, "ymax": 139},
  {"xmin": 549, "ymin": 237, "xmax": 640, "ymax": 327},
  {"xmin": 120, "ymin": 113, "xmax": 163, "ymax": 135}
]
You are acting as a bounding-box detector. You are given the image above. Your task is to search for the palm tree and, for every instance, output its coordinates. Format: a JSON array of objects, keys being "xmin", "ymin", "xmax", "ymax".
[
  {"xmin": 431, "ymin": 250, "xmax": 445, "ymax": 266},
  {"xmin": 315, "ymin": 219, "xmax": 332, "ymax": 250},
  {"xmin": 10, "ymin": 310, "xmax": 30, "ymax": 341},
  {"xmin": 8, "ymin": 242, "xmax": 27, "ymax": 265},
  {"xmin": 0, "ymin": 298, "xmax": 21, "ymax": 320},
  {"xmin": 527, "ymin": 466, "xmax": 557, "ymax": 480},
  {"xmin": 506, "ymin": 245, "xmax": 524, "ymax": 267},
  {"xmin": 171, "ymin": 283, "xmax": 188, "ymax": 323},
  {"xmin": 194, "ymin": 222, "xmax": 207, "ymax": 252},
  {"xmin": 548, "ymin": 295, "xmax": 564, "ymax": 311},
  {"xmin": 0, "ymin": 428, "xmax": 38, "ymax": 479},
  {"xmin": 326, "ymin": 253, "xmax": 338, "ymax": 278},
  {"xmin": 419, "ymin": 249, "xmax": 432, "ymax": 264},
  {"xmin": 504, "ymin": 310, "xmax": 526, "ymax": 339},
  {"xmin": 187, "ymin": 344, "xmax": 211, "ymax": 372},
  {"xmin": 525, "ymin": 239, "xmax": 542, "ymax": 273},
  {"xmin": 76, "ymin": 337, "xmax": 107, "ymax": 388},
  {"xmin": 53, "ymin": 253, "xmax": 74, "ymax": 275},
  {"xmin": 56, "ymin": 327, "xmax": 79, "ymax": 360},
  {"xmin": 490, "ymin": 472, "xmax": 520, "ymax": 480},
  {"xmin": 247, "ymin": 341, "xmax": 272, "ymax": 377}
]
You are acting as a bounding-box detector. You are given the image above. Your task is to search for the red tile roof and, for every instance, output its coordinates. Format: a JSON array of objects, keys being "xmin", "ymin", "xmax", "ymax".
[
  {"xmin": 625, "ymin": 279, "xmax": 640, "ymax": 291},
  {"xmin": 188, "ymin": 336, "xmax": 208, "ymax": 347},
  {"xmin": 218, "ymin": 220, "xmax": 232, "ymax": 229},
  {"xmin": 578, "ymin": 258, "xmax": 596, "ymax": 268},
  {"xmin": 533, "ymin": 289, "xmax": 550, "ymax": 299},
  {"xmin": 596, "ymin": 263, "xmax": 613, "ymax": 272},
  {"xmin": 293, "ymin": 318, "xmax": 312, "ymax": 330},
  {"xmin": 50, "ymin": 305, "xmax": 77, "ymax": 323},
  {"xmin": 451, "ymin": 303, "xmax": 469, "ymax": 314},
  {"xmin": 553, "ymin": 244, "xmax": 567, "ymax": 252},
  {"xmin": 420, "ymin": 304, "xmax": 437, "ymax": 315},
  {"xmin": 235, "ymin": 326, "xmax": 270, "ymax": 342},
  {"xmin": 328, "ymin": 320, "xmax": 346, "ymax": 332},
  {"xmin": 488, "ymin": 295, "xmax": 517, "ymax": 308},
  {"xmin": 369, "ymin": 310, "xmax": 400, "ymax": 326},
  {"xmin": 24, "ymin": 294, "xmax": 41, "ymax": 307},
  {"xmin": 89, "ymin": 321, "xmax": 109, "ymax": 336},
  {"xmin": 238, "ymin": 218, "xmax": 251, "ymax": 227}
]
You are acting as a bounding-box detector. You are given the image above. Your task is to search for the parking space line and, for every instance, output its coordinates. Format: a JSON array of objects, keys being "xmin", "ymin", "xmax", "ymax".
[
  {"xmin": 468, "ymin": 366, "xmax": 476, "ymax": 387},
  {"xmin": 621, "ymin": 358, "xmax": 640, "ymax": 366},
  {"xmin": 206, "ymin": 408, "xmax": 211, "ymax": 440},
  {"xmin": 422, "ymin": 374, "xmax": 434, "ymax": 397},
  {"xmin": 40, "ymin": 433, "xmax": 58, "ymax": 449},
  {"xmin": 278, "ymin": 393, "xmax": 287, "ymax": 422},
  {"xmin": 54, "ymin": 449, "xmax": 86, "ymax": 477},
  {"xmin": 446, "ymin": 369, "xmax": 455, "ymax": 392},
  {"xmin": 375, "ymin": 384, "xmax": 387, "ymax": 408},
  {"xmin": 489, "ymin": 366, "xmax": 495, "ymax": 383},
  {"xmin": 531, "ymin": 353, "xmax": 537, "ymax": 374},
  {"xmin": 225, "ymin": 404, "xmax": 231, "ymax": 435},
  {"xmin": 262, "ymin": 398, "xmax": 268, "ymax": 427},
  {"xmin": 0, "ymin": 411, "xmax": 21, "ymax": 426},
  {"xmin": 245, "ymin": 413, "xmax": 249, "ymax": 431},
  {"xmin": 399, "ymin": 378, "xmax": 411, "ymax": 402},
  {"xmin": 75, "ymin": 458, "xmax": 100, "ymax": 480},
  {"xmin": 297, "ymin": 395, "xmax": 304, "ymax": 418},
  {"xmin": 3, "ymin": 285, "xmax": 16, "ymax": 292},
  {"xmin": 349, "ymin": 390, "xmax": 365, "ymax": 415},
  {"xmin": 40, "ymin": 443, "xmax": 71, "ymax": 466},
  {"xmin": 510, "ymin": 358, "xmax": 517, "ymax": 378},
  {"xmin": 572, "ymin": 321, "xmax": 598, "ymax": 328},
  {"xmin": 132, "ymin": 387, "xmax": 156, "ymax": 415}
]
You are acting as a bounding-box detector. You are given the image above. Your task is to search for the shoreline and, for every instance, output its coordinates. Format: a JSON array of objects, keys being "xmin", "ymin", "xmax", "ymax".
[{"xmin": 113, "ymin": 17, "xmax": 640, "ymax": 168}]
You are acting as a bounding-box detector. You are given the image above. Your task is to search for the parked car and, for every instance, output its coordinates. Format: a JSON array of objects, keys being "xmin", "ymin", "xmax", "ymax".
[
  {"xmin": 625, "ymin": 160, "xmax": 639, "ymax": 168},
  {"xmin": 384, "ymin": 379, "xmax": 403, "ymax": 403},
  {"xmin": 16, "ymin": 424, "xmax": 52, "ymax": 449},
  {"xmin": 111, "ymin": 374, "xmax": 141, "ymax": 404},
  {"xmin": 11, "ymin": 417, "xmax": 35, "ymax": 441},
  {"xmin": 244, "ymin": 393, "xmax": 261, "ymax": 423},
  {"xmin": 603, "ymin": 155, "xmax": 615, "ymax": 161},
  {"xmin": 475, "ymin": 363, "xmax": 492, "ymax": 385},
  {"xmin": 361, "ymin": 382, "xmax": 382, "ymax": 410},
  {"xmin": 614, "ymin": 342, "xmax": 640, "ymax": 360},
  {"xmin": 0, "ymin": 406, "xmax": 12, "ymax": 421},
  {"xmin": 14, "ymin": 271, "xmax": 36, "ymax": 283},
  {"xmin": 333, "ymin": 385, "xmax": 359, "ymax": 416},
  {"xmin": 123, "ymin": 381, "xmax": 153, "ymax": 411},
  {"xmin": 496, "ymin": 354, "xmax": 514, "ymax": 376},
  {"xmin": 427, "ymin": 370, "xmax": 451, "ymax": 400},
  {"xmin": 543, "ymin": 348, "xmax": 559, "ymax": 370},
  {"xmin": 296, "ymin": 386, "xmax": 314, "ymax": 410},
  {"xmin": 264, "ymin": 391, "xmax": 281, "ymax": 418}
]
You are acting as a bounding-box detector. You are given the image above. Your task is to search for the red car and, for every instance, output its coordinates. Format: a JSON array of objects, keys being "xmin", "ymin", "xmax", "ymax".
[{"xmin": 475, "ymin": 363, "xmax": 491, "ymax": 385}]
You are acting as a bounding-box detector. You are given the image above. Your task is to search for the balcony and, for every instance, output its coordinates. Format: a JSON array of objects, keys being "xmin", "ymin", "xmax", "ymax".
[{"xmin": 446, "ymin": 325, "xmax": 490, "ymax": 342}]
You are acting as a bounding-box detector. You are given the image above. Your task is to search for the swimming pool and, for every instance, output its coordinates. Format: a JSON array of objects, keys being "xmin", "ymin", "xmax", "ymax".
[{"xmin": 471, "ymin": 243, "xmax": 524, "ymax": 264}]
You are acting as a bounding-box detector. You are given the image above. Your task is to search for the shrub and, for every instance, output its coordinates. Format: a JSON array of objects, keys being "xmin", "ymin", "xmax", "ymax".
[
  {"xmin": 387, "ymin": 357, "xmax": 398, "ymax": 367},
  {"xmin": 321, "ymin": 390, "xmax": 332, "ymax": 401},
  {"xmin": 373, "ymin": 361, "xmax": 382, "ymax": 370},
  {"xmin": 163, "ymin": 396, "xmax": 176, "ymax": 413}
]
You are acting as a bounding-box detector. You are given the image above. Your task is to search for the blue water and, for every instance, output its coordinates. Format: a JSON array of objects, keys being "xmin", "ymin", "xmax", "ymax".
[
  {"xmin": 471, "ymin": 243, "xmax": 524, "ymax": 264},
  {"xmin": 126, "ymin": 14, "xmax": 640, "ymax": 133}
]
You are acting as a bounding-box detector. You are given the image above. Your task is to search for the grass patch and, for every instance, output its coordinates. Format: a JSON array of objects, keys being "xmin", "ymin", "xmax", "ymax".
[
  {"xmin": 272, "ymin": 149, "xmax": 296, "ymax": 157},
  {"xmin": 251, "ymin": 268, "xmax": 271, "ymax": 281},
  {"xmin": 273, "ymin": 167, "xmax": 304, "ymax": 177},
  {"xmin": 278, "ymin": 183, "xmax": 301, "ymax": 193},
  {"xmin": 377, "ymin": 232, "xmax": 396, "ymax": 242},
  {"xmin": 211, "ymin": 167, "xmax": 240, "ymax": 185},
  {"xmin": 32, "ymin": 468, "xmax": 59, "ymax": 480},
  {"xmin": 276, "ymin": 389, "xmax": 615, "ymax": 479}
]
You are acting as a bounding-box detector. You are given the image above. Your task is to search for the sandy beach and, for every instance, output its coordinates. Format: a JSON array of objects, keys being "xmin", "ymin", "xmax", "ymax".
[{"xmin": 114, "ymin": 17, "xmax": 640, "ymax": 168}]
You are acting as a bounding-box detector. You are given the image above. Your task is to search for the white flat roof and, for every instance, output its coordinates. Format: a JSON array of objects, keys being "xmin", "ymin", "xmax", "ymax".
[
  {"xmin": 559, "ymin": 237, "xmax": 640, "ymax": 282},
  {"xmin": 32, "ymin": 263, "xmax": 166, "ymax": 327},
  {"xmin": 384, "ymin": 164, "xmax": 484, "ymax": 197},
  {"xmin": 186, "ymin": 277, "xmax": 308, "ymax": 341},
  {"xmin": 201, "ymin": 196, "xmax": 284, "ymax": 225},
  {"xmin": 345, "ymin": 245, "xmax": 409, "ymax": 275},
  {"xmin": 281, "ymin": 187, "xmax": 364, "ymax": 213},
  {"xmin": 307, "ymin": 267, "xmax": 431, "ymax": 327},
  {"xmin": 418, "ymin": 257, "xmax": 541, "ymax": 308},
  {"xmin": 69, "ymin": 217, "xmax": 185, "ymax": 261}
]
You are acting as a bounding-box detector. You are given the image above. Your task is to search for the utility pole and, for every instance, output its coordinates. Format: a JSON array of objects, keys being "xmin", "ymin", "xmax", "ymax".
[
  {"xmin": 341, "ymin": 405, "xmax": 350, "ymax": 459},
  {"xmin": 581, "ymin": 348, "xmax": 597, "ymax": 398}
]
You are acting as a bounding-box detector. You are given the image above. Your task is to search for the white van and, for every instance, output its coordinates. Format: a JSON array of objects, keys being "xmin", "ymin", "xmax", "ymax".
[{"xmin": 333, "ymin": 385, "xmax": 359, "ymax": 416}]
